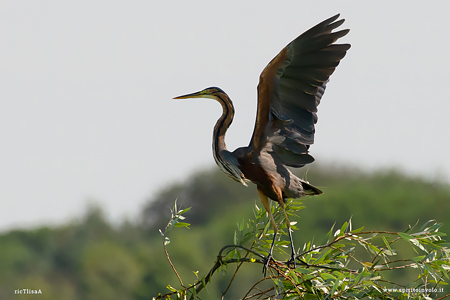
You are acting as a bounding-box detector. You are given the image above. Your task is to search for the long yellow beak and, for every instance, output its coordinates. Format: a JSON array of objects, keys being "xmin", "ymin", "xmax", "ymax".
[{"xmin": 173, "ymin": 90, "xmax": 204, "ymax": 100}]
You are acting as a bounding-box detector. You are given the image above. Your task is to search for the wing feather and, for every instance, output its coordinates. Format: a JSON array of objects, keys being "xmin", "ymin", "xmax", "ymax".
[{"xmin": 248, "ymin": 14, "xmax": 350, "ymax": 168}]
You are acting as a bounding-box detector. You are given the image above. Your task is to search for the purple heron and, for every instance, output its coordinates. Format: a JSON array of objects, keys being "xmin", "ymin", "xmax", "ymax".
[{"xmin": 174, "ymin": 14, "xmax": 350, "ymax": 274}]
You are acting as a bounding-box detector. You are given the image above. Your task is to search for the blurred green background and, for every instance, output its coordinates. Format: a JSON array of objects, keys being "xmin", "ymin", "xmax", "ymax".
[{"xmin": 1, "ymin": 163, "xmax": 449, "ymax": 299}]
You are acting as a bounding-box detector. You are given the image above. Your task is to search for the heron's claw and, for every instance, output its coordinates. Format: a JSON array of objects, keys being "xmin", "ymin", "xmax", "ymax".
[
  {"xmin": 286, "ymin": 253, "xmax": 297, "ymax": 269},
  {"xmin": 263, "ymin": 253, "xmax": 273, "ymax": 277}
]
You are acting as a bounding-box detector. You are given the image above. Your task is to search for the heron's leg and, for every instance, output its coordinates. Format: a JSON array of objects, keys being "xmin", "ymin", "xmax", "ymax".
[
  {"xmin": 257, "ymin": 188, "xmax": 277, "ymax": 276},
  {"xmin": 280, "ymin": 202, "xmax": 297, "ymax": 269}
]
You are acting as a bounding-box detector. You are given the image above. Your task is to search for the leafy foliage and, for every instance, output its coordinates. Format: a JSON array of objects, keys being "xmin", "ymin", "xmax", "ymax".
[
  {"xmin": 0, "ymin": 165, "xmax": 449, "ymax": 299},
  {"xmin": 155, "ymin": 199, "xmax": 450, "ymax": 299}
]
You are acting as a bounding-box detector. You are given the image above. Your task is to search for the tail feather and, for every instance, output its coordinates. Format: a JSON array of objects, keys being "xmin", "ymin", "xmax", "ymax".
[{"xmin": 302, "ymin": 180, "xmax": 323, "ymax": 195}]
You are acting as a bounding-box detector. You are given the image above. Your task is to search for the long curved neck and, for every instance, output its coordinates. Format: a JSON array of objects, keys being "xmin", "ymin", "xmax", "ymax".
[
  {"xmin": 211, "ymin": 91, "xmax": 248, "ymax": 186},
  {"xmin": 212, "ymin": 92, "xmax": 234, "ymax": 159}
]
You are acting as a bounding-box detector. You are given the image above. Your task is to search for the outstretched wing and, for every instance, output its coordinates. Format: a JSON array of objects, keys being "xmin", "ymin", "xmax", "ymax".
[{"xmin": 248, "ymin": 14, "xmax": 350, "ymax": 167}]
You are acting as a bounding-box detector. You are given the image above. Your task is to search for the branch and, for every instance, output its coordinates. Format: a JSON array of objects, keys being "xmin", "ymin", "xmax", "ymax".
[
  {"xmin": 242, "ymin": 277, "xmax": 273, "ymax": 299},
  {"xmin": 163, "ymin": 241, "xmax": 184, "ymax": 287},
  {"xmin": 436, "ymin": 293, "xmax": 450, "ymax": 300},
  {"xmin": 161, "ymin": 215, "xmax": 185, "ymax": 287},
  {"xmin": 218, "ymin": 244, "xmax": 266, "ymax": 260},
  {"xmin": 189, "ymin": 257, "xmax": 265, "ymax": 300}
]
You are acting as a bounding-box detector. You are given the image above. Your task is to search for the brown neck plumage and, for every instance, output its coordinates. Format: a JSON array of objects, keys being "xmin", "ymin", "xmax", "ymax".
[{"xmin": 211, "ymin": 91, "xmax": 236, "ymax": 177}]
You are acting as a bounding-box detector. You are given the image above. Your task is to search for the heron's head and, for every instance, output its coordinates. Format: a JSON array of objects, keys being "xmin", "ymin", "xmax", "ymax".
[{"xmin": 173, "ymin": 87, "xmax": 226, "ymax": 100}]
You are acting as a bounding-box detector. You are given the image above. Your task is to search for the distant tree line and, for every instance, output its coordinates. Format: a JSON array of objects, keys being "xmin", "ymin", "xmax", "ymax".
[{"xmin": 0, "ymin": 164, "xmax": 449, "ymax": 299}]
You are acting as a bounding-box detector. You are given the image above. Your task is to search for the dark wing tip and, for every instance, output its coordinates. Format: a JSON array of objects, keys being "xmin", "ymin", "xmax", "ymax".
[
  {"xmin": 334, "ymin": 29, "xmax": 350, "ymax": 40},
  {"xmin": 296, "ymin": 14, "xmax": 349, "ymax": 43},
  {"xmin": 250, "ymin": 14, "xmax": 350, "ymax": 154},
  {"xmin": 313, "ymin": 14, "xmax": 341, "ymax": 31},
  {"xmin": 324, "ymin": 13, "xmax": 341, "ymax": 24}
]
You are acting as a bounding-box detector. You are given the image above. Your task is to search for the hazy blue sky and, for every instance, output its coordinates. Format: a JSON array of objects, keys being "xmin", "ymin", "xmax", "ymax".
[{"xmin": 1, "ymin": 1, "xmax": 449, "ymax": 231}]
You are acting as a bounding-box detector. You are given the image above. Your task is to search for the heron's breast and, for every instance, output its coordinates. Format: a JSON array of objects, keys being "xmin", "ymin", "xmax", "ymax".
[{"xmin": 238, "ymin": 155, "xmax": 282, "ymax": 202}]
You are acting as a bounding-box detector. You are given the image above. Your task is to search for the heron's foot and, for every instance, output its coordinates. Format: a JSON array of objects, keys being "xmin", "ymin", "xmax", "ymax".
[
  {"xmin": 263, "ymin": 253, "xmax": 273, "ymax": 277},
  {"xmin": 286, "ymin": 253, "xmax": 297, "ymax": 269}
]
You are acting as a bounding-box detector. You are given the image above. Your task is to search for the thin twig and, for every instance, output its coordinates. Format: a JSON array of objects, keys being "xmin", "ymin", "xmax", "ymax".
[
  {"xmin": 242, "ymin": 277, "xmax": 272, "ymax": 300},
  {"xmin": 243, "ymin": 287, "xmax": 275, "ymax": 300},
  {"xmin": 435, "ymin": 293, "xmax": 450, "ymax": 300},
  {"xmin": 376, "ymin": 258, "xmax": 416, "ymax": 266},
  {"xmin": 221, "ymin": 213, "xmax": 271, "ymax": 299},
  {"xmin": 218, "ymin": 244, "xmax": 266, "ymax": 259},
  {"xmin": 272, "ymin": 264, "xmax": 303, "ymax": 295},
  {"xmin": 376, "ymin": 278, "xmax": 407, "ymax": 288},
  {"xmin": 377, "ymin": 262, "xmax": 420, "ymax": 271},
  {"xmin": 221, "ymin": 249, "xmax": 251, "ymax": 298},
  {"xmin": 163, "ymin": 242, "xmax": 184, "ymax": 287},
  {"xmin": 162, "ymin": 216, "xmax": 185, "ymax": 287},
  {"xmin": 223, "ymin": 209, "xmax": 282, "ymax": 299},
  {"xmin": 190, "ymin": 257, "xmax": 264, "ymax": 300}
]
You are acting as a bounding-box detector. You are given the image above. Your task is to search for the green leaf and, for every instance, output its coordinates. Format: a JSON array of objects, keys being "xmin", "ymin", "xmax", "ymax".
[
  {"xmin": 354, "ymin": 268, "xmax": 364, "ymax": 284},
  {"xmin": 239, "ymin": 218, "xmax": 244, "ymax": 231},
  {"xmin": 236, "ymin": 250, "xmax": 241, "ymax": 262},
  {"xmin": 370, "ymin": 259, "xmax": 380, "ymax": 270},
  {"xmin": 423, "ymin": 251, "xmax": 435, "ymax": 262},
  {"xmin": 381, "ymin": 236, "xmax": 394, "ymax": 256},
  {"xmin": 429, "ymin": 222, "xmax": 443, "ymax": 232},
  {"xmin": 273, "ymin": 278, "xmax": 284, "ymax": 288},
  {"xmin": 350, "ymin": 226, "xmax": 364, "ymax": 234},
  {"xmin": 368, "ymin": 244, "xmax": 381, "ymax": 255},
  {"xmin": 428, "ymin": 280, "xmax": 448, "ymax": 285},
  {"xmin": 410, "ymin": 238, "xmax": 428, "ymax": 253},
  {"xmin": 320, "ymin": 272, "xmax": 336, "ymax": 281},
  {"xmin": 173, "ymin": 199, "xmax": 178, "ymax": 214},
  {"xmin": 412, "ymin": 255, "xmax": 426, "ymax": 262},
  {"xmin": 166, "ymin": 216, "xmax": 181, "ymax": 233},
  {"xmin": 316, "ymin": 249, "xmax": 333, "ymax": 264},
  {"xmin": 174, "ymin": 222, "xmax": 190, "ymax": 228},
  {"xmin": 328, "ymin": 274, "xmax": 341, "ymax": 297},
  {"xmin": 322, "ymin": 223, "xmax": 336, "ymax": 245},
  {"xmin": 166, "ymin": 284, "xmax": 177, "ymax": 292},
  {"xmin": 288, "ymin": 205, "xmax": 305, "ymax": 211},
  {"xmin": 340, "ymin": 246, "xmax": 355, "ymax": 257},
  {"xmin": 304, "ymin": 241, "xmax": 311, "ymax": 251},
  {"xmin": 337, "ymin": 222, "xmax": 348, "ymax": 237},
  {"xmin": 296, "ymin": 268, "xmax": 314, "ymax": 274},
  {"xmin": 424, "ymin": 263, "xmax": 441, "ymax": 281},
  {"xmin": 398, "ymin": 232, "xmax": 414, "ymax": 241},
  {"xmin": 420, "ymin": 219, "xmax": 436, "ymax": 231},
  {"xmin": 201, "ymin": 276, "xmax": 208, "ymax": 291},
  {"xmin": 364, "ymin": 232, "xmax": 378, "ymax": 241},
  {"xmin": 289, "ymin": 270, "xmax": 299, "ymax": 283},
  {"xmin": 178, "ymin": 207, "xmax": 191, "ymax": 214},
  {"xmin": 262, "ymin": 220, "xmax": 271, "ymax": 235}
]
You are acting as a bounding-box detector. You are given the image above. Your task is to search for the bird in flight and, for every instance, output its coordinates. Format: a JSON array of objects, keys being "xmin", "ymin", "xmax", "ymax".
[{"xmin": 174, "ymin": 14, "xmax": 350, "ymax": 275}]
